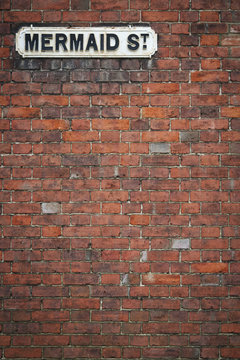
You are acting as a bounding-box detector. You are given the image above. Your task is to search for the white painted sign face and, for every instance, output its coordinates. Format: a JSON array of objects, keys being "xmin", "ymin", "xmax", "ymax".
[{"xmin": 16, "ymin": 26, "xmax": 158, "ymax": 58}]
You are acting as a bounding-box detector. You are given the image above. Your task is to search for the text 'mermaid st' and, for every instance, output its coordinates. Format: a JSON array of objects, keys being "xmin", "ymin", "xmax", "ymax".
[
  {"xmin": 16, "ymin": 27, "xmax": 157, "ymax": 58},
  {"xmin": 25, "ymin": 32, "xmax": 149, "ymax": 52}
]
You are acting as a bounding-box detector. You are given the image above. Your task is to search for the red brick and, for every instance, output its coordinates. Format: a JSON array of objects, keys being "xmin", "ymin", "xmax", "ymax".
[
  {"xmin": 92, "ymin": 118, "xmax": 129, "ymax": 130},
  {"xmin": 62, "ymin": 11, "xmax": 100, "ymax": 22},
  {"xmin": 201, "ymin": 59, "xmax": 221, "ymax": 70},
  {"xmin": 102, "ymin": 11, "xmax": 121, "ymax": 21},
  {"xmin": 0, "ymin": 0, "xmax": 10, "ymax": 9},
  {"xmin": 101, "ymin": 274, "xmax": 120, "ymax": 284},
  {"xmin": 193, "ymin": 0, "xmax": 227, "ymax": 9},
  {"xmin": 172, "ymin": 24, "xmax": 189, "ymax": 34},
  {"xmin": 0, "ymin": 95, "xmax": 10, "ymax": 106},
  {"xmin": 143, "ymin": 274, "xmax": 180, "ymax": 285},
  {"xmin": 32, "ymin": 0, "xmax": 68, "ymax": 9},
  {"xmin": 121, "ymin": 10, "xmax": 140, "ymax": 21},
  {"xmin": 0, "ymin": 48, "xmax": 10, "ymax": 59},
  {"xmin": 102, "ymin": 347, "xmax": 121, "ymax": 358},
  {"xmin": 142, "ymin": 11, "xmax": 178, "ymax": 22},
  {"xmin": 130, "ymin": 215, "xmax": 149, "ymax": 225},
  {"xmin": 4, "ymin": 107, "xmax": 40, "ymax": 118},
  {"xmin": 32, "ymin": 95, "xmax": 68, "ymax": 106},
  {"xmin": 43, "ymin": 11, "xmax": 61, "ymax": 21},
  {"xmin": 191, "ymin": 71, "xmax": 228, "ymax": 82},
  {"xmin": 142, "ymin": 107, "xmax": 178, "ymax": 118},
  {"xmin": 142, "ymin": 131, "xmax": 179, "ymax": 142},
  {"xmin": 222, "ymin": 131, "xmax": 240, "ymax": 142},
  {"xmin": 33, "ymin": 335, "xmax": 69, "ymax": 346},
  {"xmin": 221, "ymin": 348, "xmax": 240, "ymax": 359},
  {"xmin": 63, "ymin": 298, "xmax": 100, "ymax": 309},
  {"xmin": 143, "ymin": 83, "xmax": 179, "ymax": 94},
  {"xmin": 201, "ymin": 34, "xmax": 219, "ymax": 46},
  {"xmin": 12, "ymin": 335, "xmax": 31, "ymax": 346},
  {"xmin": 91, "ymin": 0, "xmax": 128, "ymax": 9},
  {"xmin": 4, "ymin": 11, "xmax": 41, "ymax": 22},
  {"xmin": 92, "ymin": 95, "xmax": 128, "ymax": 106},
  {"xmin": 222, "ymin": 107, "xmax": 240, "ymax": 118},
  {"xmin": 200, "ymin": 11, "xmax": 219, "ymax": 21},
  {"xmin": 62, "ymin": 131, "xmax": 99, "ymax": 142},
  {"xmin": 191, "ymin": 263, "xmax": 228, "ymax": 273},
  {"xmin": 5, "ymin": 348, "xmax": 42, "ymax": 358},
  {"xmin": 63, "ymin": 347, "xmax": 101, "ymax": 358},
  {"xmin": 92, "ymin": 143, "xmax": 128, "ymax": 154},
  {"xmin": 150, "ymin": 0, "xmax": 169, "ymax": 9},
  {"xmin": 192, "ymin": 95, "xmax": 227, "ymax": 106},
  {"xmin": 156, "ymin": 59, "xmax": 179, "ymax": 69},
  {"xmin": 191, "ymin": 286, "xmax": 227, "ymax": 297},
  {"xmin": 130, "ymin": 0, "xmax": 148, "ymax": 9},
  {"xmin": 12, "ymin": 71, "xmax": 31, "ymax": 82}
]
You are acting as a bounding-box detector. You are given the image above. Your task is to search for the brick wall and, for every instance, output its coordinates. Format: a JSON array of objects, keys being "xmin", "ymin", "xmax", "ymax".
[{"xmin": 1, "ymin": 0, "xmax": 240, "ymax": 359}]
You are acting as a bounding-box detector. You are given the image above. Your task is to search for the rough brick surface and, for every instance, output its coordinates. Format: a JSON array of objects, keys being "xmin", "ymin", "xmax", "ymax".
[{"xmin": 0, "ymin": 0, "xmax": 240, "ymax": 359}]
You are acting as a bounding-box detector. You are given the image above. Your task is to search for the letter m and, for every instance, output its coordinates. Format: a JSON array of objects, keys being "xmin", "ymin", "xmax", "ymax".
[
  {"xmin": 25, "ymin": 33, "xmax": 39, "ymax": 51},
  {"xmin": 70, "ymin": 34, "xmax": 83, "ymax": 51}
]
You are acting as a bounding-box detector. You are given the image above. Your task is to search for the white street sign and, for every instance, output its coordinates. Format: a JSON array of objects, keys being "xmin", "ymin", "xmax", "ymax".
[{"xmin": 16, "ymin": 26, "xmax": 158, "ymax": 58}]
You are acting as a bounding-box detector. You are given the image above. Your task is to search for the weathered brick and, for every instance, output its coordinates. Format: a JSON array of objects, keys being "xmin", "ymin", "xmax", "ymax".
[
  {"xmin": 191, "ymin": 71, "xmax": 229, "ymax": 82},
  {"xmin": 180, "ymin": 131, "xmax": 199, "ymax": 142},
  {"xmin": 91, "ymin": 0, "xmax": 128, "ymax": 9},
  {"xmin": 4, "ymin": 107, "xmax": 40, "ymax": 118},
  {"xmin": 143, "ymin": 83, "xmax": 179, "ymax": 94},
  {"xmin": 41, "ymin": 202, "xmax": 61, "ymax": 214},
  {"xmin": 150, "ymin": 143, "xmax": 170, "ymax": 153},
  {"xmin": 191, "ymin": 263, "xmax": 228, "ymax": 273},
  {"xmin": 71, "ymin": 0, "xmax": 89, "ymax": 10},
  {"xmin": 62, "ymin": 155, "xmax": 99, "ymax": 166},
  {"xmin": 32, "ymin": 0, "xmax": 69, "ymax": 9},
  {"xmin": 32, "ymin": 95, "xmax": 68, "ymax": 106},
  {"xmin": 172, "ymin": 238, "xmax": 190, "ymax": 249},
  {"xmin": 192, "ymin": 0, "xmax": 228, "ymax": 10}
]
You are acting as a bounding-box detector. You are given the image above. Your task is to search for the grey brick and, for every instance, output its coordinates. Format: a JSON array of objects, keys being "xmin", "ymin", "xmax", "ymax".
[
  {"xmin": 180, "ymin": 131, "xmax": 199, "ymax": 142},
  {"xmin": 42, "ymin": 202, "xmax": 61, "ymax": 214},
  {"xmin": 15, "ymin": 59, "xmax": 41, "ymax": 70},
  {"xmin": 42, "ymin": 59, "xmax": 61, "ymax": 70},
  {"xmin": 172, "ymin": 238, "xmax": 190, "ymax": 249},
  {"xmin": 62, "ymin": 155, "xmax": 99, "ymax": 166},
  {"xmin": 150, "ymin": 143, "xmax": 170, "ymax": 154}
]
